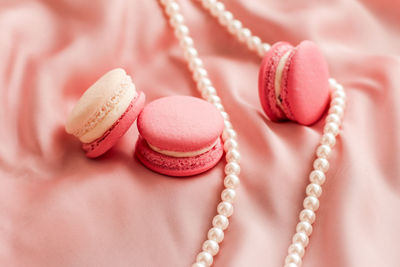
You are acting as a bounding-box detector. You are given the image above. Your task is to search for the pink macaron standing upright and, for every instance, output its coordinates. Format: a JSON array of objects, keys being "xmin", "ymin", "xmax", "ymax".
[
  {"xmin": 65, "ymin": 68, "xmax": 145, "ymax": 158},
  {"xmin": 258, "ymin": 40, "xmax": 330, "ymax": 125},
  {"xmin": 135, "ymin": 95, "xmax": 224, "ymax": 177}
]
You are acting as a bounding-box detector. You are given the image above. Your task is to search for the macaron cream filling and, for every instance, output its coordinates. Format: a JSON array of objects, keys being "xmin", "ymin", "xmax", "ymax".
[
  {"xmin": 147, "ymin": 138, "xmax": 219, "ymax": 158},
  {"xmin": 274, "ymin": 50, "xmax": 292, "ymax": 111}
]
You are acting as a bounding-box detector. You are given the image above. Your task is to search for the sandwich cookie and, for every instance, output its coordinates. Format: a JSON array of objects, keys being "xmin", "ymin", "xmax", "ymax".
[
  {"xmin": 258, "ymin": 40, "xmax": 330, "ymax": 125},
  {"xmin": 135, "ymin": 95, "xmax": 224, "ymax": 177},
  {"xmin": 65, "ymin": 68, "xmax": 145, "ymax": 158}
]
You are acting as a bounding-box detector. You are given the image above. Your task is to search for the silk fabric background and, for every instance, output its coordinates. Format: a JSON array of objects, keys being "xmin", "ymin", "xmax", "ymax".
[{"xmin": 0, "ymin": 0, "xmax": 399, "ymax": 266}]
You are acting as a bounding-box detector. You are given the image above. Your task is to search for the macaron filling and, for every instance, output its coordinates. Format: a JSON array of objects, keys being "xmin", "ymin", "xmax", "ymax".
[
  {"xmin": 147, "ymin": 138, "xmax": 219, "ymax": 158},
  {"xmin": 274, "ymin": 50, "xmax": 292, "ymax": 110}
]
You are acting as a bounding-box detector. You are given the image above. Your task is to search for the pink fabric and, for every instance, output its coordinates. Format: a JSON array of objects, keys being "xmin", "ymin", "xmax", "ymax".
[{"xmin": 0, "ymin": 0, "xmax": 399, "ymax": 266}]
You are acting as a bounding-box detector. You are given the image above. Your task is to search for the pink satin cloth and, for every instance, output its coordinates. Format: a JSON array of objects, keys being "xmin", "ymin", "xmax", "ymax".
[{"xmin": 0, "ymin": 0, "xmax": 399, "ymax": 266}]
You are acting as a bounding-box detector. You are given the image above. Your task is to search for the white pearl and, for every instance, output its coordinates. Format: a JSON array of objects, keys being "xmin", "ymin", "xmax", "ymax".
[
  {"xmin": 222, "ymin": 128, "xmax": 237, "ymax": 141},
  {"xmin": 306, "ymin": 183, "xmax": 322, "ymax": 198},
  {"xmin": 189, "ymin": 57, "xmax": 203, "ymax": 71},
  {"xmin": 218, "ymin": 11, "xmax": 233, "ymax": 26},
  {"xmin": 226, "ymin": 149, "xmax": 240, "ymax": 163},
  {"xmin": 324, "ymin": 122, "xmax": 339, "ymax": 136},
  {"xmin": 299, "ymin": 209, "xmax": 316, "ymax": 224},
  {"xmin": 303, "ymin": 196, "xmax": 320, "ymax": 211},
  {"xmin": 160, "ymin": 0, "xmax": 171, "ymax": 5},
  {"xmin": 328, "ymin": 78, "xmax": 337, "ymax": 88},
  {"xmin": 208, "ymin": 95, "xmax": 221, "ymax": 104},
  {"xmin": 210, "ymin": 2, "xmax": 225, "ymax": 16},
  {"xmin": 288, "ymin": 242, "xmax": 305, "ymax": 257},
  {"xmin": 193, "ymin": 68, "xmax": 208, "ymax": 82},
  {"xmin": 212, "ymin": 215, "xmax": 229, "ymax": 230},
  {"xmin": 292, "ymin": 232, "xmax": 309, "ymax": 247},
  {"xmin": 224, "ymin": 120, "xmax": 232, "ymax": 129},
  {"xmin": 257, "ymin": 43, "xmax": 271, "ymax": 57},
  {"xmin": 198, "ymin": 78, "xmax": 212, "ymax": 91},
  {"xmin": 201, "ymin": 86, "xmax": 216, "ymax": 98},
  {"xmin": 196, "ymin": 251, "xmax": 213, "ymax": 266},
  {"xmin": 296, "ymin": 221, "xmax": 313, "ymax": 236},
  {"xmin": 326, "ymin": 113, "xmax": 341, "ymax": 125},
  {"xmin": 313, "ymin": 158, "xmax": 329, "ymax": 173},
  {"xmin": 214, "ymin": 103, "xmax": 224, "ymax": 112},
  {"xmin": 169, "ymin": 13, "xmax": 184, "ymax": 27},
  {"xmin": 331, "ymin": 97, "xmax": 345, "ymax": 108},
  {"xmin": 238, "ymin": 28, "xmax": 251, "ymax": 43},
  {"xmin": 285, "ymin": 253, "xmax": 302, "ymax": 265},
  {"xmin": 224, "ymin": 174, "xmax": 240, "ymax": 189},
  {"xmin": 192, "ymin": 263, "xmax": 206, "ymax": 267},
  {"xmin": 228, "ymin": 19, "xmax": 242, "ymax": 34},
  {"xmin": 180, "ymin": 36, "xmax": 194, "ymax": 49},
  {"xmin": 202, "ymin": 240, "xmax": 219, "ymax": 256},
  {"xmin": 220, "ymin": 111, "xmax": 230, "ymax": 121},
  {"xmin": 335, "ymin": 83, "xmax": 344, "ymax": 91},
  {"xmin": 217, "ymin": 201, "xmax": 234, "ymax": 217},
  {"xmin": 309, "ymin": 170, "xmax": 326, "ymax": 185},
  {"xmin": 223, "ymin": 138, "xmax": 238, "ymax": 151},
  {"xmin": 320, "ymin": 133, "xmax": 336, "ymax": 148},
  {"xmin": 247, "ymin": 36, "xmax": 261, "ymax": 51},
  {"xmin": 184, "ymin": 47, "xmax": 199, "ymax": 61},
  {"xmin": 201, "ymin": 0, "xmax": 216, "ymax": 9},
  {"xmin": 329, "ymin": 105, "xmax": 344, "ymax": 118},
  {"xmin": 221, "ymin": 188, "xmax": 236, "ymax": 203},
  {"xmin": 332, "ymin": 90, "xmax": 346, "ymax": 100},
  {"xmin": 225, "ymin": 162, "xmax": 240, "ymax": 175},
  {"xmin": 174, "ymin": 25, "xmax": 189, "ymax": 38},
  {"xmin": 316, "ymin": 144, "xmax": 331, "ymax": 159},
  {"xmin": 284, "ymin": 264, "xmax": 298, "ymax": 267},
  {"xmin": 166, "ymin": 2, "xmax": 180, "ymax": 15},
  {"xmin": 208, "ymin": 227, "xmax": 224, "ymax": 243}
]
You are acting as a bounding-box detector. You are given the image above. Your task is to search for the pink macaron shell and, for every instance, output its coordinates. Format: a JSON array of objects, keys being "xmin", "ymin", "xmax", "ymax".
[
  {"xmin": 82, "ymin": 92, "xmax": 145, "ymax": 158},
  {"xmin": 135, "ymin": 136, "xmax": 224, "ymax": 177},
  {"xmin": 281, "ymin": 40, "xmax": 330, "ymax": 125},
  {"xmin": 258, "ymin": 42, "xmax": 294, "ymax": 122},
  {"xmin": 137, "ymin": 96, "xmax": 224, "ymax": 153}
]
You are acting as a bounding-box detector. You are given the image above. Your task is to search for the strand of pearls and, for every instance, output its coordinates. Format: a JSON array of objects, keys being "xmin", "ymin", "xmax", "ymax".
[
  {"xmin": 159, "ymin": 1, "xmax": 241, "ymax": 266},
  {"xmin": 194, "ymin": 1, "xmax": 347, "ymax": 266}
]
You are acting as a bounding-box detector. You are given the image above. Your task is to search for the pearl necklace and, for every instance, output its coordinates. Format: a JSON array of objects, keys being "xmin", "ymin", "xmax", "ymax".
[{"xmin": 159, "ymin": 1, "xmax": 347, "ymax": 266}]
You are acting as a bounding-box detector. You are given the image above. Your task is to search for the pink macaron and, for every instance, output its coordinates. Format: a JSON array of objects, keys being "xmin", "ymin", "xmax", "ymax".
[
  {"xmin": 258, "ymin": 40, "xmax": 330, "ymax": 125},
  {"xmin": 65, "ymin": 68, "xmax": 145, "ymax": 158},
  {"xmin": 135, "ymin": 95, "xmax": 224, "ymax": 177}
]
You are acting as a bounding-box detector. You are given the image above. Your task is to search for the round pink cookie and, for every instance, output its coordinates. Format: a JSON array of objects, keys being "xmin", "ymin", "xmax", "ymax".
[
  {"xmin": 83, "ymin": 92, "xmax": 145, "ymax": 158},
  {"xmin": 258, "ymin": 40, "xmax": 330, "ymax": 125},
  {"xmin": 136, "ymin": 95, "xmax": 224, "ymax": 176}
]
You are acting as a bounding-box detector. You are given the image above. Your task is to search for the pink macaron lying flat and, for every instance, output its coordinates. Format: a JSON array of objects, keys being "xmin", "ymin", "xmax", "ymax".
[
  {"xmin": 258, "ymin": 40, "xmax": 330, "ymax": 125},
  {"xmin": 135, "ymin": 95, "xmax": 224, "ymax": 177},
  {"xmin": 65, "ymin": 68, "xmax": 145, "ymax": 158}
]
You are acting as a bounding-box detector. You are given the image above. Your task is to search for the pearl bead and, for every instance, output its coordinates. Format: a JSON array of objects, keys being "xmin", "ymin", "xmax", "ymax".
[
  {"xmin": 222, "ymin": 128, "xmax": 237, "ymax": 141},
  {"xmin": 225, "ymin": 162, "xmax": 240, "ymax": 175},
  {"xmin": 238, "ymin": 28, "xmax": 251, "ymax": 43},
  {"xmin": 210, "ymin": 2, "xmax": 224, "ymax": 16},
  {"xmin": 309, "ymin": 170, "xmax": 326, "ymax": 185},
  {"xmin": 306, "ymin": 183, "xmax": 322, "ymax": 198},
  {"xmin": 160, "ymin": 0, "xmax": 171, "ymax": 5},
  {"xmin": 303, "ymin": 196, "xmax": 320, "ymax": 211},
  {"xmin": 324, "ymin": 122, "xmax": 339, "ymax": 136},
  {"xmin": 284, "ymin": 263, "xmax": 298, "ymax": 267},
  {"xmin": 218, "ymin": 11, "xmax": 233, "ymax": 26},
  {"xmin": 189, "ymin": 58, "xmax": 203, "ymax": 71},
  {"xmin": 201, "ymin": 86, "xmax": 216, "ymax": 98},
  {"xmin": 184, "ymin": 47, "xmax": 199, "ymax": 61},
  {"xmin": 223, "ymin": 120, "xmax": 232, "ymax": 129},
  {"xmin": 331, "ymin": 97, "xmax": 345, "ymax": 108},
  {"xmin": 247, "ymin": 36, "xmax": 261, "ymax": 51},
  {"xmin": 285, "ymin": 253, "xmax": 302, "ymax": 265},
  {"xmin": 174, "ymin": 25, "xmax": 189, "ymax": 38},
  {"xmin": 228, "ymin": 19, "xmax": 242, "ymax": 34},
  {"xmin": 196, "ymin": 251, "xmax": 213, "ymax": 266},
  {"xmin": 226, "ymin": 149, "xmax": 240, "ymax": 163},
  {"xmin": 180, "ymin": 36, "xmax": 194, "ymax": 49},
  {"xmin": 192, "ymin": 263, "xmax": 206, "ymax": 267},
  {"xmin": 292, "ymin": 232, "xmax": 309, "ymax": 247},
  {"xmin": 214, "ymin": 103, "xmax": 224, "ymax": 112},
  {"xmin": 202, "ymin": 239, "xmax": 219, "ymax": 256},
  {"xmin": 208, "ymin": 227, "xmax": 224, "ymax": 243},
  {"xmin": 296, "ymin": 221, "xmax": 313, "ymax": 236},
  {"xmin": 332, "ymin": 90, "xmax": 346, "ymax": 100},
  {"xmin": 212, "ymin": 215, "xmax": 229, "ymax": 230},
  {"xmin": 258, "ymin": 43, "xmax": 271, "ymax": 57},
  {"xmin": 220, "ymin": 111, "xmax": 230, "ymax": 121},
  {"xmin": 288, "ymin": 242, "xmax": 305, "ymax": 257},
  {"xmin": 217, "ymin": 201, "xmax": 234, "ymax": 217},
  {"xmin": 193, "ymin": 67, "xmax": 208, "ymax": 82},
  {"xmin": 299, "ymin": 209, "xmax": 316, "ymax": 224},
  {"xmin": 166, "ymin": 2, "xmax": 180, "ymax": 15},
  {"xmin": 320, "ymin": 133, "xmax": 336, "ymax": 148},
  {"xmin": 316, "ymin": 144, "xmax": 331, "ymax": 159},
  {"xmin": 328, "ymin": 78, "xmax": 337, "ymax": 88},
  {"xmin": 224, "ymin": 174, "xmax": 240, "ymax": 189},
  {"xmin": 326, "ymin": 113, "xmax": 341, "ymax": 125},
  {"xmin": 313, "ymin": 158, "xmax": 329, "ymax": 173},
  {"xmin": 198, "ymin": 78, "xmax": 212, "ymax": 90},
  {"xmin": 335, "ymin": 83, "xmax": 344, "ymax": 91},
  {"xmin": 329, "ymin": 105, "xmax": 344, "ymax": 118},
  {"xmin": 169, "ymin": 13, "xmax": 184, "ymax": 27},
  {"xmin": 208, "ymin": 95, "xmax": 221, "ymax": 104},
  {"xmin": 201, "ymin": 0, "xmax": 216, "ymax": 9},
  {"xmin": 221, "ymin": 188, "xmax": 236, "ymax": 203},
  {"xmin": 223, "ymin": 138, "xmax": 238, "ymax": 151}
]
